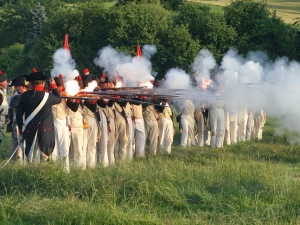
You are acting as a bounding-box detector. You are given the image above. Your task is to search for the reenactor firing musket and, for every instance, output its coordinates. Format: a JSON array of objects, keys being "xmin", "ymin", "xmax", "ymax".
[
  {"xmin": 78, "ymin": 90, "xmax": 179, "ymax": 99},
  {"xmin": 95, "ymin": 86, "xmax": 149, "ymax": 91},
  {"xmin": 61, "ymin": 94, "xmax": 172, "ymax": 107}
]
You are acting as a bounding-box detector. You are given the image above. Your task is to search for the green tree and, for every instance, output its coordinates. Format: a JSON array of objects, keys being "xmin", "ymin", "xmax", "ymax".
[
  {"xmin": 117, "ymin": 0, "xmax": 160, "ymax": 6},
  {"xmin": 28, "ymin": 2, "xmax": 47, "ymax": 39},
  {"xmin": 0, "ymin": 43, "xmax": 24, "ymax": 77},
  {"xmin": 0, "ymin": 3, "xmax": 33, "ymax": 48},
  {"xmin": 0, "ymin": 0, "xmax": 63, "ymax": 48},
  {"xmin": 224, "ymin": 0, "xmax": 299, "ymax": 59},
  {"xmin": 176, "ymin": 2, "xmax": 237, "ymax": 61},
  {"xmin": 156, "ymin": 24, "xmax": 200, "ymax": 77},
  {"xmin": 161, "ymin": 0, "xmax": 184, "ymax": 11}
]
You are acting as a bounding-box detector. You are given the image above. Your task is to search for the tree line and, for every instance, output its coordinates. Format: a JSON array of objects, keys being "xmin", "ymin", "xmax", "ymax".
[{"xmin": 0, "ymin": 0, "xmax": 299, "ymax": 80}]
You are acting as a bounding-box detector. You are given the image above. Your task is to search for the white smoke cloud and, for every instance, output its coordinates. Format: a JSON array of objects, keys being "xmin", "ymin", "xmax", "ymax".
[
  {"xmin": 238, "ymin": 60, "xmax": 264, "ymax": 84},
  {"xmin": 191, "ymin": 49, "xmax": 216, "ymax": 85},
  {"xmin": 51, "ymin": 42, "xmax": 300, "ymax": 143},
  {"xmin": 50, "ymin": 48, "xmax": 77, "ymax": 82},
  {"xmin": 163, "ymin": 68, "xmax": 192, "ymax": 89},
  {"xmin": 93, "ymin": 45, "xmax": 155, "ymax": 86},
  {"xmin": 142, "ymin": 44, "xmax": 157, "ymax": 60},
  {"xmin": 152, "ymin": 46, "xmax": 300, "ymax": 143}
]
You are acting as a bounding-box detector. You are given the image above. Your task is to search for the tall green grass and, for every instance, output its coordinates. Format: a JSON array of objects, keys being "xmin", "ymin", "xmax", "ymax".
[{"xmin": 1, "ymin": 118, "xmax": 300, "ymax": 224}]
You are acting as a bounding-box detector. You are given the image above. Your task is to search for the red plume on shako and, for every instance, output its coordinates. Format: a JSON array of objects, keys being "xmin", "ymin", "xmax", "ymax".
[
  {"xmin": 0, "ymin": 70, "xmax": 8, "ymax": 82},
  {"xmin": 83, "ymin": 68, "xmax": 89, "ymax": 75},
  {"xmin": 100, "ymin": 73, "xmax": 106, "ymax": 83}
]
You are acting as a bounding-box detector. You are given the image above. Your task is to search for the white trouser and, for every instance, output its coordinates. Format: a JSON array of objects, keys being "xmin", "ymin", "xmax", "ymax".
[
  {"xmin": 254, "ymin": 114, "xmax": 263, "ymax": 139},
  {"xmin": 229, "ymin": 114, "xmax": 238, "ymax": 144},
  {"xmin": 70, "ymin": 127, "xmax": 85, "ymax": 169},
  {"xmin": 144, "ymin": 119, "xmax": 158, "ymax": 155},
  {"xmin": 246, "ymin": 112, "xmax": 254, "ymax": 141},
  {"xmin": 107, "ymin": 117, "xmax": 116, "ymax": 166},
  {"xmin": 133, "ymin": 118, "xmax": 146, "ymax": 157},
  {"xmin": 114, "ymin": 112, "xmax": 128, "ymax": 161},
  {"xmin": 210, "ymin": 108, "xmax": 225, "ymax": 148},
  {"xmin": 53, "ymin": 117, "xmax": 70, "ymax": 172},
  {"xmin": 237, "ymin": 111, "xmax": 248, "ymax": 142},
  {"xmin": 180, "ymin": 115, "xmax": 195, "ymax": 147},
  {"xmin": 97, "ymin": 110, "xmax": 109, "ymax": 167},
  {"xmin": 196, "ymin": 113, "xmax": 205, "ymax": 147},
  {"xmin": 158, "ymin": 118, "xmax": 174, "ymax": 154},
  {"xmin": 83, "ymin": 116, "xmax": 98, "ymax": 169},
  {"xmin": 126, "ymin": 117, "xmax": 133, "ymax": 160}
]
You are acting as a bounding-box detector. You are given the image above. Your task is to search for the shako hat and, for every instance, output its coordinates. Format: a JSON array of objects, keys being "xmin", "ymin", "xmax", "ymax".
[
  {"xmin": 0, "ymin": 70, "xmax": 8, "ymax": 82},
  {"xmin": 83, "ymin": 68, "xmax": 89, "ymax": 75},
  {"xmin": 54, "ymin": 74, "xmax": 64, "ymax": 87}
]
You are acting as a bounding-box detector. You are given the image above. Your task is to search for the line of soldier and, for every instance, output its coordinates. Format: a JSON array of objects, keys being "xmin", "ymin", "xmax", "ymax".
[
  {"xmin": 4, "ymin": 68, "xmax": 175, "ymax": 172},
  {"xmin": 177, "ymin": 94, "xmax": 267, "ymax": 148}
]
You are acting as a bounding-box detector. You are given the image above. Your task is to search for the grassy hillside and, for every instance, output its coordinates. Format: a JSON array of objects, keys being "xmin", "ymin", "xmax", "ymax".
[
  {"xmin": 1, "ymin": 118, "xmax": 300, "ymax": 224},
  {"xmin": 190, "ymin": 0, "xmax": 300, "ymax": 24}
]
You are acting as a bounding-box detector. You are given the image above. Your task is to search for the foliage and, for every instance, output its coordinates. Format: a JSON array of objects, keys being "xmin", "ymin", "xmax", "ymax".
[
  {"xmin": 156, "ymin": 24, "xmax": 200, "ymax": 76},
  {"xmin": 161, "ymin": 0, "xmax": 184, "ymax": 11},
  {"xmin": 116, "ymin": 0, "xmax": 160, "ymax": 6},
  {"xmin": 0, "ymin": 3, "xmax": 33, "ymax": 48},
  {"xmin": 176, "ymin": 2, "xmax": 237, "ymax": 62},
  {"xmin": 28, "ymin": 2, "xmax": 47, "ymax": 39},
  {"xmin": 224, "ymin": 0, "xmax": 299, "ymax": 59},
  {"xmin": 0, "ymin": 0, "xmax": 300, "ymax": 78},
  {"xmin": 0, "ymin": 43, "xmax": 24, "ymax": 77}
]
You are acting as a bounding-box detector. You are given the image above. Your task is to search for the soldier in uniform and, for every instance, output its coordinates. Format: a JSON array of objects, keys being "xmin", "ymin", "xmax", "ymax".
[
  {"xmin": 194, "ymin": 104, "xmax": 205, "ymax": 147},
  {"xmin": 82, "ymin": 68, "xmax": 96, "ymax": 87},
  {"xmin": 246, "ymin": 110, "xmax": 254, "ymax": 141},
  {"xmin": 224, "ymin": 102, "xmax": 238, "ymax": 145},
  {"xmin": 124, "ymin": 101, "xmax": 134, "ymax": 160},
  {"xmin": 8, "ymin": 75, "xmax": 29, "ymax": 160},
  {"xmin": 16, "ymin": 71, "xmax": 61, "ymax": 162},
  {"xmin": 0, "ymin": 71, "xmax": 9, "ymax": 145},
  {"xmin": 68, "ymin": 75, "xmax": 88, "ymax": 169},
  {"xmin": 132, "ymin": 100, "xmax": 146, "ymax": 157},
  {"xmin": 98, "ymin": 74, "xmax": 117, "ymax": 165},
  {"xmin": 208, "ymin": 92, "xmax": 225, "ymax": 148},
  {"xmin": 52, "ymin": 75, "xmax": 78, "ymax": 172},
  {"xmin": 83, "ymin": 98, "xmax": 99, "ymax": 168},
  {"xmin": 143, "ymin": 97, "xmax": 159, "ymax": 155},
  {"xmin": 157, "ymin": 99, "xmax": 174, "ymax": 154},
  {"xmin": 96, "ymin": 98, "xmax": 109, "ymax": 167},
  {"xmin": 114, "ymin": 100, "xmax": 129, "ymax": 161},
  {"xmin": 237, "ymin": 104, "xmax": 248, "ymax": 142},
  {"xmin": 180, "ymin": 99, "xmax": 195, "ymax": 147},
  {"xmin": 253, "ymin": 109, "xmax": 267, "ymax": 140}
]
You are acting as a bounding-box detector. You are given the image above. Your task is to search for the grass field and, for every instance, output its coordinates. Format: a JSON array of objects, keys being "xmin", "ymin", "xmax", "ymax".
[
  {"xmin": 1, "ymin": 118, "xmax": 300, "ymax": 224},
  {"xmin": 189, "ymin": 0, "xmax": 300, "ymax": 24}
]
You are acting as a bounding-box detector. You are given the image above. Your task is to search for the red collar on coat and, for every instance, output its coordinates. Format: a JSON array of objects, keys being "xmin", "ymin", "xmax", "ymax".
[{"xmin": 31, "ymin": 85, "xmax": 44, "ymax": 91}]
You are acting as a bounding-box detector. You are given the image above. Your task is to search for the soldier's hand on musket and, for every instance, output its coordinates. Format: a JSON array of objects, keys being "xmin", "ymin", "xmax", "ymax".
[{"xmin": 49, "ymin": 77, "xmax": 56, "ymax": 86}]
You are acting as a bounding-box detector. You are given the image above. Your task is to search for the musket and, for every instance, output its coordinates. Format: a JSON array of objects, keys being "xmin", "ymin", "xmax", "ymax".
[
  {"xmin": 78, "ymin": 91, "xmax": 179, "ymax": 99},
  {"xmin": 62, "ymin": 95, "xmax": 171, "ymax": 107},
  {"xmin": 61, "ymin": 96, "xmax": 98, "ymax": 100},
  {"xmin": 96, "ymin": 86, "xmax": 148, "ymax": 91},
  {"xmin": 0, "ymin": 129, "xmax": 5, "ymax": 138}
]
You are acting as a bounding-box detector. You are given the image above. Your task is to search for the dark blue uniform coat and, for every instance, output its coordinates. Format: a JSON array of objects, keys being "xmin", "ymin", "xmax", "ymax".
[{"xmin": 16, "ymin": 88, "xmax": 61, "ymax": 156}]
